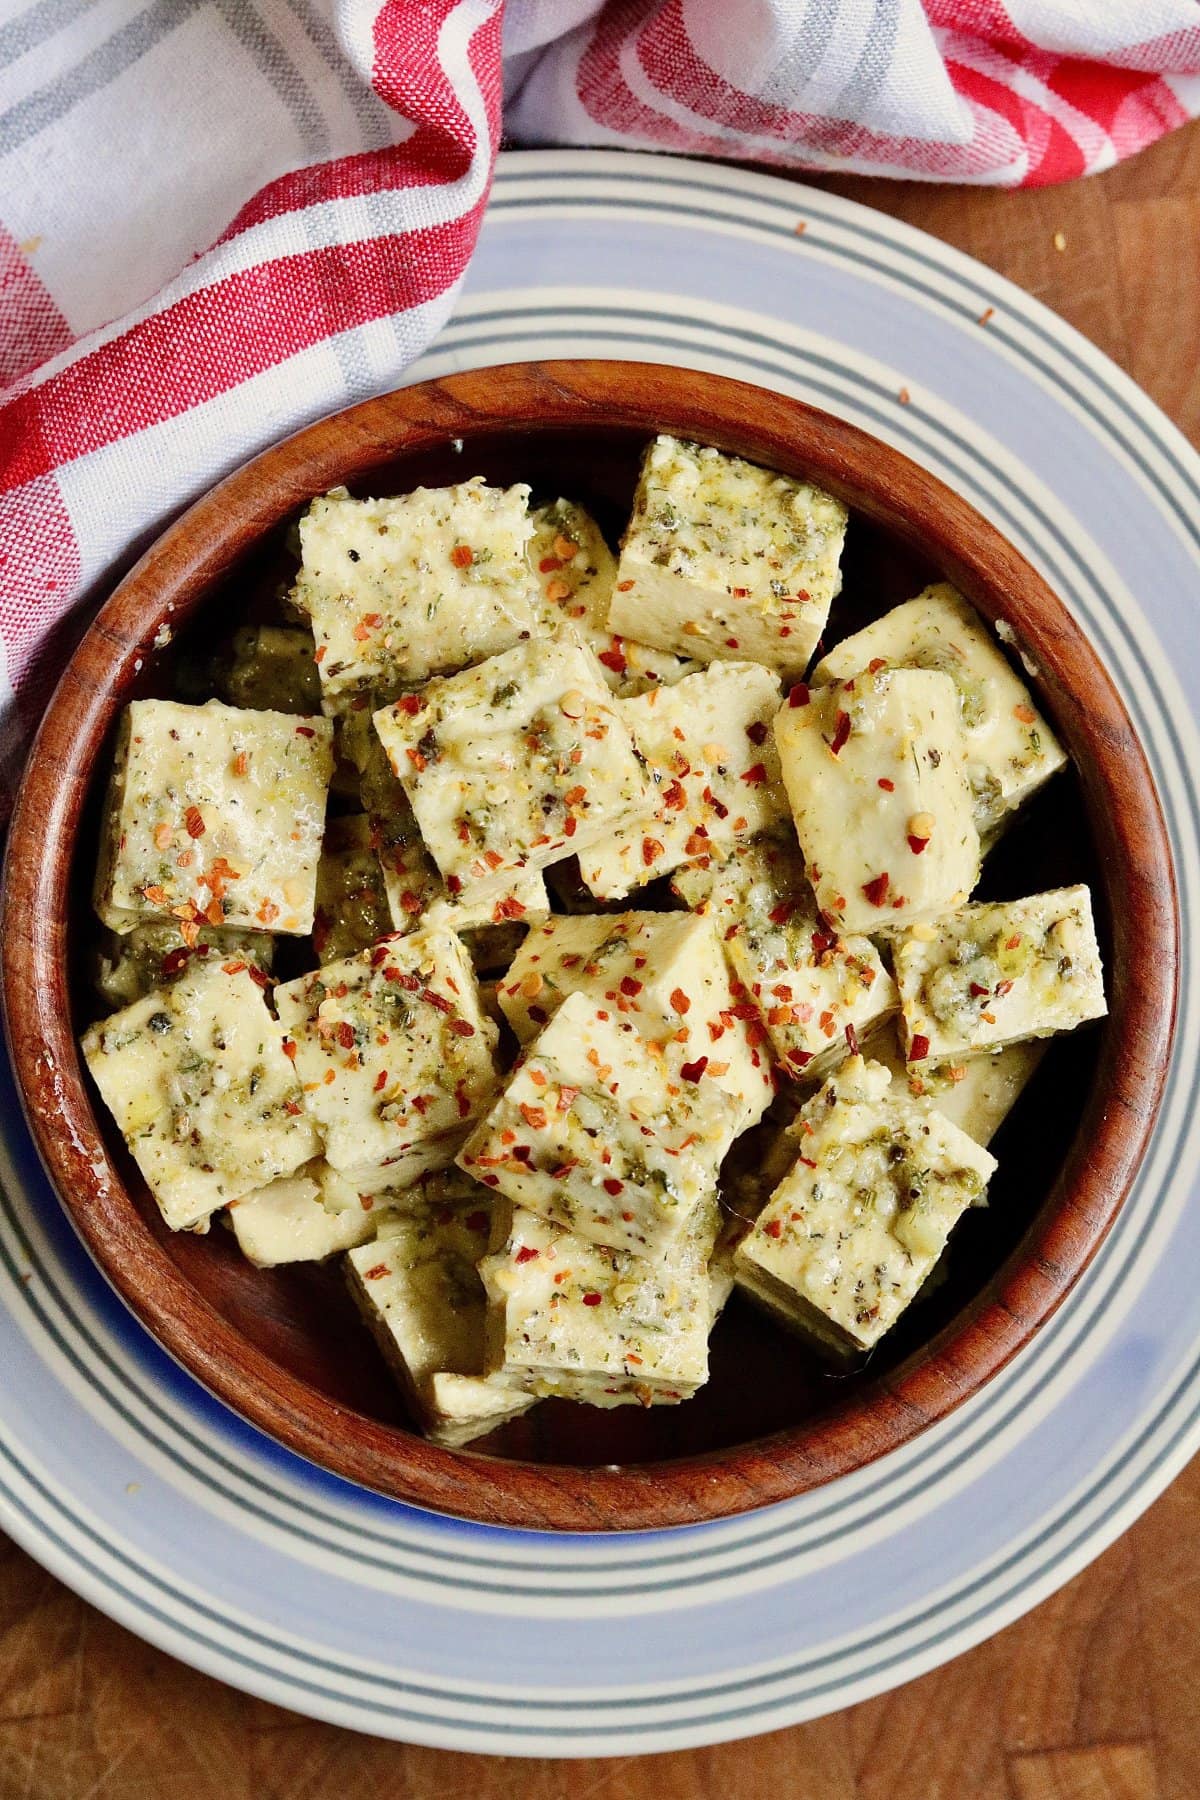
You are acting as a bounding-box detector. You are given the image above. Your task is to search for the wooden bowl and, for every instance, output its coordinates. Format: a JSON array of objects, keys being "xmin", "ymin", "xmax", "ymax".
[{"xmin": 0, "ymin": 361, "xmax": 1177, "ymax": 1532}]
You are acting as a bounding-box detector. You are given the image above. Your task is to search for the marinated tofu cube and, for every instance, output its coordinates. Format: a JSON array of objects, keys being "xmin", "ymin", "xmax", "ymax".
[
  {"xmin": 373, "ymin": 633, "xmax": 653, "ymax": 904},
  {"xmin": 530, "ymin": 497, "xmax": 699, "ymax": 696},
  {"xmin": 814, "ymin": 585, "xmax": 1067, "ymax": 834},
  {"xmin": 479, "ymin": 1199, "xmax": 721, "ymax": 1406},
  {"xmin": 92, "ymin": 920, "xmax": 273, "ymax": 1009},
  {"xmin": 733, "ymin": 1057, "xmax": 996, "ymax": 1354},
  {"xmin": 895, "ymin": 885, "xmax": 1106, "ymax": 1063},
  {"xmin": 608, "ymin": 436, "xmax": 848, "ymax": 679},
  {"xmin": 312, "ymin": 814, "xmax": 393, "ymax": 964},
  {"xmin": 773, "ymin": 667, "xmax": 979, "ymax": 933},
  {"xmin": 496, "ymin": 910, "xmax": 773, "ymax": 1128},
  {"xmin": 93, "ymin": 699, "xmax": 334, "ymax": 936},
  {"xmin": 344, "ymin": 704, "xmax": 551, "ymax": 939},
  {"xmin": 863, "ymin": 1019, "xmax": 1045, "ymax": 1148},
  {"xmin": 216, "ymin": 624, "xmax": 321, "ymax": 715},
  {"xmin": 292, "ymin": 480, "xmax": 539, "ymax": 701},
  {"xmin": 227, "ymin": 1164, "xmax": 378, "ymax": 1266},
  {"xmin": 81, "ymin": 962, "xmax": 318, "ymax": 1232},
  {"xmin": 345, "ymin": 1173, "xmax": 534, "ymax": 1448},
  {"xmin": 458, "ymin": 991, "xmax": 740, "ymax": 1259},
  {"xmin": 274, "ymin": 929, "xmax": 499, "ymax": 1188},
  {"xmin": 689, "ymin": 834, "xmax": 897, "ymax": 1081},
  {"xmin": 578, "ymin": 661, "xmax": 788, "ymax": 899}
]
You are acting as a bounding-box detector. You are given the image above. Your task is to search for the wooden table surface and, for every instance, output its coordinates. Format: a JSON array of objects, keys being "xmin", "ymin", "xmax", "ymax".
[{"xmin": 3, "ymin": 121, "xmax": 1198, "ymax": 1800}]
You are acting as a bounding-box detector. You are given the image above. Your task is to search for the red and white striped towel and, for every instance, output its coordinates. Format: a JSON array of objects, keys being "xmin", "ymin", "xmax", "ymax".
[{"xmin": 1, "ymin": 0, "xmax": 1197, "ymax": 807}]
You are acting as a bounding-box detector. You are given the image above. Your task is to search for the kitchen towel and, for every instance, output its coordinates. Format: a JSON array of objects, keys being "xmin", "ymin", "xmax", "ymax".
[{"xmin": 1, "ymin": 0, "xmax": 1197, "ymax": 804}]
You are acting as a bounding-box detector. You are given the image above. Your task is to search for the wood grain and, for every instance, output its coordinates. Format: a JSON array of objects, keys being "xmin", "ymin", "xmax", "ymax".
[{"xmin": 0, "ymin": 115, "xmax": 1195, "ymax": 1797}]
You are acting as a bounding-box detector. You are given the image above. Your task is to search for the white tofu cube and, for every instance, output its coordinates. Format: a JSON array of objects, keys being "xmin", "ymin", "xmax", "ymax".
[
  {"xmin": 81, "ymin": 962, "xmax": 319, "ymax": 1232},
  {"xmin": 217, "ymin": 624, "xmax": 321, "ymax": 715},
  {"xmin": 293, "ymin": 480, "xmax": 539, "ymax": 701},
  {"xmin": 93, "ymin": 699, "xmax": 334, "ymax": 936},
  {"xmin": 733, "ymin": 1057, "xmax": 996, "ymax": 1353},
  {"xmin": 814, "ymin": 584, "xmax": 1067, "ymax": 834},
  {"xmin": 343, "ymin": 703, "xmax": 551, "ymax": 938},
  {"xmin": 479, "ymin": 1199, "xmax": 720, "ymax": 1407},
  {"xmin": 496, "ymin": 910, "xmax": 774, "ymax": 1128},
  {"xmin": 345, "ymin": 1174, "xmax": 535, "ymax": 1447},
  {"xmin": 608, "ymin": 436, "xmax": 848, "ymax": 679},
  {"xmin": 529, "ymin": 497, "xmax": 699, "ymax": 696},
  {"xmin": 227, "ymin": 1164, "xmax": 378, "ymax": 1266},
  {"xmin": 863, "ymin": 1019, "xmax": 1045, "ymax": 1148},
  {"xmin": 578, "ymin": 661, "xmax": 789, "ymax": 899},
  {"xmin": 372, "ymin": 633, "xmax": 653, "ymax": 904},
  {"xmin": 773, "ymin": 667, "xmax": 980, "ymax": 933},
  {"xmin": 895, "ymin": 885, "xmax": 1106, "ymax": 1063},
  {"xmin": 274, "ymin": 928, "xmax": 499, "ymax": 1188},
  {"xmin": 312, "ymin": 814, "xmax": 393, "ymax": 964},
  {"xmin": 458, "ymin": 991, "xmax": 740, "ymax": 1259},
  {"xmin": 688, "ymin": 833, "xmax": 897, "ymax": 1080},
  {"xmin": 92, "ymin": 920, "xmax": 273, "ymax": 1009}
]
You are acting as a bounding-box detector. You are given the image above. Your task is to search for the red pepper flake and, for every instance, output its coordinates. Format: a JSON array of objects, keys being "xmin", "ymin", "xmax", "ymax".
[
  {"xmin": 598, "ymin": 645, "xmax": 628, "ymax": 675},
  {"xmin": 862, "ymin": 872, "xmax": 890, "ymax": 907},
  {"xmin": 969, "ymin": 981, "xmax": 989, "ymax": 998},
  {"xmin": 616, "ymin": 579, "xmax": 635, "ymax": 592},
  {"xmin": 642, "ymin": 837, "xmax": 664, "ymax": 866},
  {"xmin": 767, "ymin": 899, "xmax": 797, "ymax": 926},
  {"xmin": 295, "ymin": 725, "xmax": 316, "ymax": 738},
  {"xmin": 680, "ymin": 1055, "xmax": 708, "ymax": 1083},
  {"xmin": 397, "ymin": 693, "xmax": 424, "ymax": 717},
  {"xmin": 422, "ymin": 987, "xmax": 453, "ymax": 1013},
  {"xmin": 670, "ymin": 987, "xmax": 691, "ymax": 1015},
  {"xmin": 515, "ymin": 1245, "xmax": 540, "ymax": 1264},
  {"xmin": 725, "ymin": 637, "xmax": 740, "ymax": 649},
  {"xmin": 829, "ymin": 711, "xmax": 851, "ymax": 756},
  {"xmin": 334, "ymin": 1021, "xmax": 355, "ymax": 1050},
  {"xmin": 995, "ymin": 979, "xmax": 1014, "ymax": 997},
  {"xmin": 662, "ymin": 779, "xmax": 687, "ymax": 810},
  {"xmin": 844, "ymin": 1022, "xmax": 860, "ymax": 1055},
  {"xmin": 161, "ymin": 947, "xmax": 192, "ymax": 977},
  {"xmin": 363, "ymin": 1262, "xmax": 390, "ymax": 1281},
  {"xmin": 582, "ymin": 1292, "xmax": 603, "ymax": 1307},
  {"xmin": 493, "ymin": 897, "xmax": 527, "ymax": 922},
  {"xmin": 283, "ymin": 1100, "xmax": 302, "ymax": 1116},
  {"xmin": 798, "ymin": 1155, "xmax": 818, "ymax": 1170},
  {"xmin": 787, "ymin": 1048, "xmax": 814, "ymax": 1069},
  {"xmin": 483, "ymin": 848, "xmax": 504, "ymax": 870},
  {"xmin": 450, "ymin": 1018, "xmax": 476, "ymax": 1037},
  {"xmin": 746, "ymin": 720, "xmax": 769, "ymax": 745},
  {"xmin": 811, "ymin": 929, "xmax": 835, "ymax": 959},
  {"xmin": 978, "ymin": 305, "xmax": 996, "ymax": 326},
  {"xmin": 519, "ymin": 1102, "xmax": 547, "ymax": 1130},
  {"xmin": 907, "ymin": 834, "xmax": 929, "ymax": 855},
  {"xmin": 910, "ymin": 1033, "xmax": 931, "ymax": 1062},
  {"xmin": 602, "ymin": 1178, "xmax": 624, "ymax": 1196},
  {"xmin": 740, "ymin": 762, "xmax": 768, "ymax": 786},
  {"xmin": 221, "ymin": 960, "xmax": 246, "ymax": 976},
  {"xmin": 877, "ymin": 777, "xmax": 895, "ymax": 792},
  {"xmin": 281, "ymin": 1038, "xmax": 298, "ymax": 1061},
  {"xmin": 619, "ymin": 976, "xmax": 643, "ymax": 997},
  {"xmin": 538, "ymin": 555, "xmax": 561, "ymax": 574},
  {"xmin": 867, "ymin": 657, "xmax": 888, "ymax": 673},
  {"xmin": 764, "ymin": 1218, "xmax": 783, "ymax": 1239},
  {"xmin": 374, "ymin": 1069, "xmax": 388, "ymax": 1091},
  {"xmin": 788, "ymin": 683, "xmax": 810, "ymax": 707},
  {"xmin": 184, "ymin": 805, "xmax": 206, "ymax": 839},
  {"xmin": 447, "ymin": 874, "xmax": 463, "ymax": 895},
  {"xmin": 450, "ymin": 543, "xmax": 474, "ymax": 568},
  {"xmin": 406, "ymin": 747, "xmax": 427, "ymax": 771}
]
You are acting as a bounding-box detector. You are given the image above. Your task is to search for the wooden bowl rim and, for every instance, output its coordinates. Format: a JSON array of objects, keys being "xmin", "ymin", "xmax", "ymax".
[{"xmin": 0, "ymin": 359, "xmax": 1179, "ymax": 1533}]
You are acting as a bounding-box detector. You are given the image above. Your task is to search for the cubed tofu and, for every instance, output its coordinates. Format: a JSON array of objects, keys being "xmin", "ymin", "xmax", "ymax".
[
  {"xmin": 345, "ymin": 1175, "xmax": 535, "ymax": 1447},
  {"xmin": 312, "ymin": 814, "xmax": 392, "ymax": 964},
  {"xmin": 814, "ymin": 585, "xmax": 1067, "ymax": 834},
  {"xmin": 92, "ymin": 920, "xmax": 273, "ymax": 1009},
  {"xmin": 688, "ymin": 834, "xmax": 897, "ymax": 1081},
  {"xmin": 863, "ymin": 1019, "xmax": 1045, "ymax": 1148},
  {"xmin": 373, "ymin": 633, "xmax": 653, "ymax": 904},
  {"xmin": 458, "ymin": 991, "xmax": 740, "ymax": 1259},
  {"xmin": 773, "ymin": 667, "xmax": 980, "ymax": 934},
  {"xmin": 274, "ymin": 929, "xmax": 499, "ymax": 1188},
  {"xmin": 81, "ymin": 962, "xmax": 318, "ymax": 1232},
  {"xmin": 479, "ymin": 1199, "xmax": 721, "ymax": 1407},
  {"xmin": 93, "ymin": 699, "xmax": 334, "ymax": 936},
  {"xmin": 529, "ymin": 498, "xmax": 699, "ymax": 696},
  {"xmin": 227, "ymin": 1164, "xmax": 378, "ymax": 1266},
  {"xmin": 292, "ymin": 480, "xmax": 539, "ymax": 701},
  {"xmin": 578, "ymin": 661, "xmax": 789, "ymax": 899},
  {"xmin": 216, "ymin": 624, "xmax": 321, "ymax": 715},
  {"xmin": 608, "ymin": 436, "xmax": 848, "ymax": 679},
  {"xmin": 895, "ymin": 885, "xmax": 1106, "ymax": 1063},
  {"xmin": 344, "ymin": 703, "xmax": 551, "ymax": 939},
  {"xmin": 733, "ymin": 1057, "xmax": 996, "ymax": 1354},
  {"xmin": 496, "ymin": 910, "xmax": 774, "ymax": 1127}
]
